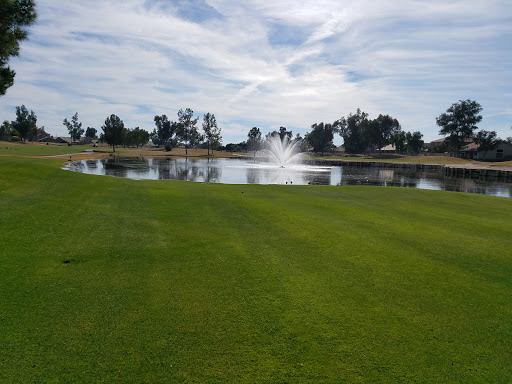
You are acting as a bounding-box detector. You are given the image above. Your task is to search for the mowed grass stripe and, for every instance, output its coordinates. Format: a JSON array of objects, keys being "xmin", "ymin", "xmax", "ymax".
[{"xmin": 0, "ymin": 156, "xmax": 511, "ymax": 383}]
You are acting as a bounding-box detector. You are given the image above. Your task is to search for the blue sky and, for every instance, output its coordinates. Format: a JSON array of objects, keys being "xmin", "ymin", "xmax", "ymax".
[{"xmin": 1, "ymin": 0, "xmax": 511, "ymax": 144}]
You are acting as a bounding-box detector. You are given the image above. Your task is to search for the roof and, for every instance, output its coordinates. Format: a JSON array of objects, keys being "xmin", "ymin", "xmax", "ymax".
[
  {"xmin": 431, "ymin": 137, "xmax": 474, "ymax": 144},
  {"xmin": 379, "ymin": 144, "xmax": 395, "ymax": 151},
  {"xmin": 56, "ymin": 137, "xmax": 73, "ymax": 143},
  {"xmin": 461, "ymin": 142, "xmax": 479, "ymax": 152}
]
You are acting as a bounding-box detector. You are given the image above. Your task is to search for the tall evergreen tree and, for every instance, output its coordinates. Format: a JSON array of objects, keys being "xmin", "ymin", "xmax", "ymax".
[
  {"xmin": 0, "ymin": 0, "xmax": 37, "ymax": 95},
  {"xmin": 101, "ymin": 114, "xmax": 125, "ymax": 152}
]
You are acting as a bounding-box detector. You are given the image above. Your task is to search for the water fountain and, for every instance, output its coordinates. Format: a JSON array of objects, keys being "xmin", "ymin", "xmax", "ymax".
[{"xmin": 262, "ymin": 135, "xmax": 303, "ymax": 167}]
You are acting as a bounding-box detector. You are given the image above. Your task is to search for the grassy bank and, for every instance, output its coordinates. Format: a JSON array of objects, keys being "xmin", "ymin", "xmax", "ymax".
[
  {"xmin": 307, "ymin": 154, "xmax": 504, "ymax": 166},
  {"xmin": 0, "ymin": 157, "xmax": 511, "ymax": 383},
  {"xmin": 0, "ymin": 141, "xmax": 95, "ymax": 156}
]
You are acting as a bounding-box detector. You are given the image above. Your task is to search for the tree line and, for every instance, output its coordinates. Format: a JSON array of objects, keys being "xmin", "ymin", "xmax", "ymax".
[
  {"xmin": 1, "ymin": 105, "xmax": 223, "ymax": 154},
  {"xmin": 150, "ymin": 108, "xmax": 221, "ymax": 155},
  {"xmin": 3, "ymin": 100, "xmax": 511, "ymax": 156},
  {"xmin": 225, "ymin": 110, "xmax": 423, "ymax": 156},
  {"xmin": 229, "ymin": 100, "xmax": 511, "ymax": 156}
]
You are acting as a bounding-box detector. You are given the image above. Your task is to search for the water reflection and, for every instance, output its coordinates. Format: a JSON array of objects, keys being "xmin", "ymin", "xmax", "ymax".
[{"xmin": 66, "ymin": 157, "xmax": 512, "ymax": 198}]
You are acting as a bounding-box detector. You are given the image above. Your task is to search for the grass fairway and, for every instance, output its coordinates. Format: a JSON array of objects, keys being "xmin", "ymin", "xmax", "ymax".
[
  {"xmin": 0, "ymin": 141, "xmax": 95, "ymax": 156},
  {"xmin": 0, "ymin": 157, "xmax": 511, "ymax": 383}
]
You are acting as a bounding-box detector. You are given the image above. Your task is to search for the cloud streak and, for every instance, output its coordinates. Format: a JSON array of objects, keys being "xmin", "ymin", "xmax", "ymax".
[{"xmin": 1, "ymin": 0, "xmax": 511, "ymax": 143}]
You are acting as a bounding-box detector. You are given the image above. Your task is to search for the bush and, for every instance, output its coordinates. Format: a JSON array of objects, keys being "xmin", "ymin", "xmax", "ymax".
[{"xmin": 165, "ymin": 144, "xmax": 172, "ymax": 152}]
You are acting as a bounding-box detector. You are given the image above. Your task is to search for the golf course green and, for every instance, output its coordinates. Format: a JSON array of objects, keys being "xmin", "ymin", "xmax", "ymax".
[{"xmin": 1, "ymin": 156, "xmax": 511, "ymax": 383}]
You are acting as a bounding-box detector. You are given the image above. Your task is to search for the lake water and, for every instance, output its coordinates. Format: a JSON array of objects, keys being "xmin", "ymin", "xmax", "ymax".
[{"xmin": 66, "ymin": 157, "xmax": 512, "ymax": 198}]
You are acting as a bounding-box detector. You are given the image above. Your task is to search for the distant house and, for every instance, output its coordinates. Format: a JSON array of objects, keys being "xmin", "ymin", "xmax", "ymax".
[
  {"xmin": 52, "ymin": 136, "xmax": 94, "ymax": 144},
  {"xmin": 378, "ymin": 144, "xmax": 395, "ymax": 153},
  {"xmin": 36, "ymin": 134, "xmax": 53, "ymax": 142},
  {"xmin": 55, "ymin": 137, "xmax": 73, "ymax": 144},
  {"xmin": 461, "ymin": 142, "xmax": 512, "ymax": 161}
]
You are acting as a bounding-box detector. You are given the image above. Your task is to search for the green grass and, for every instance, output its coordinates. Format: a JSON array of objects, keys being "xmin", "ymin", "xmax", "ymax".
[
  {"xmin": 0, "ymin": 141, "xmax": 93, "ymax": 156},
  {"xmin": 1, "ymin": 157, "xmax": 511, "ymax": 383}
]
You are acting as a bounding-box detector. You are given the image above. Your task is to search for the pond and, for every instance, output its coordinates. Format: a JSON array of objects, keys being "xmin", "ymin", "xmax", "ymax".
[{"xmin": 66, "ymin": 157, "xmax": 512, "ymax": 198}]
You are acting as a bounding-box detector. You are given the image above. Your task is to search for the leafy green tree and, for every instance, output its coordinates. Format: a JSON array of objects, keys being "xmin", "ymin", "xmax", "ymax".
[
  {"xmin": 11, "ymin": 104, "xmax": 36, "ymax": 142},
  {"xmin": 122, "ymin": 129, "xmax": 133, "ymax": 148},
  {"xmin": 225, "ymin": 142, "xmax": 247, "ymax": 152},
  {"xmin": 391, "ymin": 131, "xmax": 407, "ymax": 153},
  {"xmin": 63, "ymin": 112, "xmax": 84, "ymax": 142},
  {"xmin": 305, "ymin": 122, "xmax": 335, "ymax": 155},
  {"xmin": 366, "ymin": 114, "xmax": 401, "ymax": 152},
  {"xmin": 202, "ymin": 113, "xmax": 221, "ymax": 156},
  {"xmin": 474, "ymin": 130, "xmax": 500, "ymax": 157},
  {"xmin": 405, "ymin": 131, "xmax": 424, "ymax": 154},
  {"xmin": 0, "ymin": 0, "xmax": 37, "ymax": 95},
  {"xmin": 294, "ymin": 133, "xmax": 309, "ymax": 152},
  {"xmin": 0, "ymin": 120, "xmax": 13, "ymax": 140},
  {"xmin": 153, "ymin": 115, "xmax": 176, "ymax": 147},
  {"xmin": 131, "ymin": 127, "xmax": 149, "ymax": 148},
  {"xmin": 176, "ymin": 108, "xmax": 199, "ymax": 155},
  {"xmin": 335, "ymin": 109, "xmax": 369, "ymax": 153},
  {"xmin": 506, "ymin": 137, "xmax": 512, "ymax": 145},
  {"xmin": 85, "ymin": 127, "xmax": 97, "ymax": 139},
  {"xmin": 247, "ymin": 126, "xmax": 262, "ymax": 158},
  {"xmin": 101, "ymin": 114, "xmax": 125, "ymax": 152},
  {"xmin": 436, "ymin": 99, "xmax": 482, "ymax": 151},
  {"xmin": 278, "ymin": 126, "xmax": 293, "ymax": 140}
]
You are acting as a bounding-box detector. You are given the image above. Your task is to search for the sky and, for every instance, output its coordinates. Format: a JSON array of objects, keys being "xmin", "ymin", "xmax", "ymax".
[{"xmin": 1, "ymin": 0, "xmax": 511, "ymax": 144}]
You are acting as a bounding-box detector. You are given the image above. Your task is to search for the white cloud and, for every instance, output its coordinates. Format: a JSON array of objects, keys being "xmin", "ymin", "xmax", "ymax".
[{"xmin": 1, "ymin": 0, "xmax": 511, "ymax": 144}]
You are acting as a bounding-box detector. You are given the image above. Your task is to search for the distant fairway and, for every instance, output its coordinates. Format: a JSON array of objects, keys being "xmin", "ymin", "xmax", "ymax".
[
  {"xmin": 0, "ymin": 141, "xmax": 93, "ymax": 156},
  {"xmin": 0, "ymin": 156, "xmax": 511, "ymax": 383}
]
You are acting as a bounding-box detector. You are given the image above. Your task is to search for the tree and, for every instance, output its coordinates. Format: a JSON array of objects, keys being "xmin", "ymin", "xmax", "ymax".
[
  {"xmin": 202, "ymin": 113, "xmax": 221, "ymax": 156},
  {"xmin": 0, "ymin": 0, "xmax": 37, "ymax": 95},
  {"xmin": 85, "ymin": 127, "xmax": 97, "ymax": 139},
  {"xmin": 305, "ymin": 122, "xmax": 335, "ymax": 155},
  {"xmin": 176, "ymin": 108, "xmax": 199, "ymax": 155},
  {"xmin": 0, "ymin": 120, "xmax": 14, "ymax": 140},
  {"xmin": 391, "ymin": 131, "xmax": 407, "ymax": 154},
  {"xmin": 131, "ymin": 127, "xmax": 150, "ymax": 148},
  {"xmin": 366, "ymin": 114, "xmax": 401, "ymax": 152},
  {"xmin": 63, "ymin": 112, "xmax": 84, "ymax": 142},
  {"xmin": 278, "ymin": 126, "xmax": 293, "ymax": 140},
  {"xmin": 247, "ymin": 127, "xmax": 262, "ymax": 158},
  {"xmin": 436, "ymin": 99, "xmax": 482, "ymax": 151},
  {"xmin": 11, "ymin": 104, "xmax": 36, "ymax": 142},
  {"xmin": 405, "ymin": 131, "xmax": 424, "ymax": 154},
  {"xmin": 295, "ymin": 133, "xmax": 309, "ymax": 152},
  {"xmin": 335, "ymin": 109, "xmax": 369, "ymax": 153},
  {"xmin": 153, "ymin": 114, "xmax": 176, "ymax": 146},
  {"xmin": 474, "ymin": 130, "xmax": 500, "ymax": 158},
  {"xmin": 101, "ymin": 114, "xmax": 125, "ymax": 152}
]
